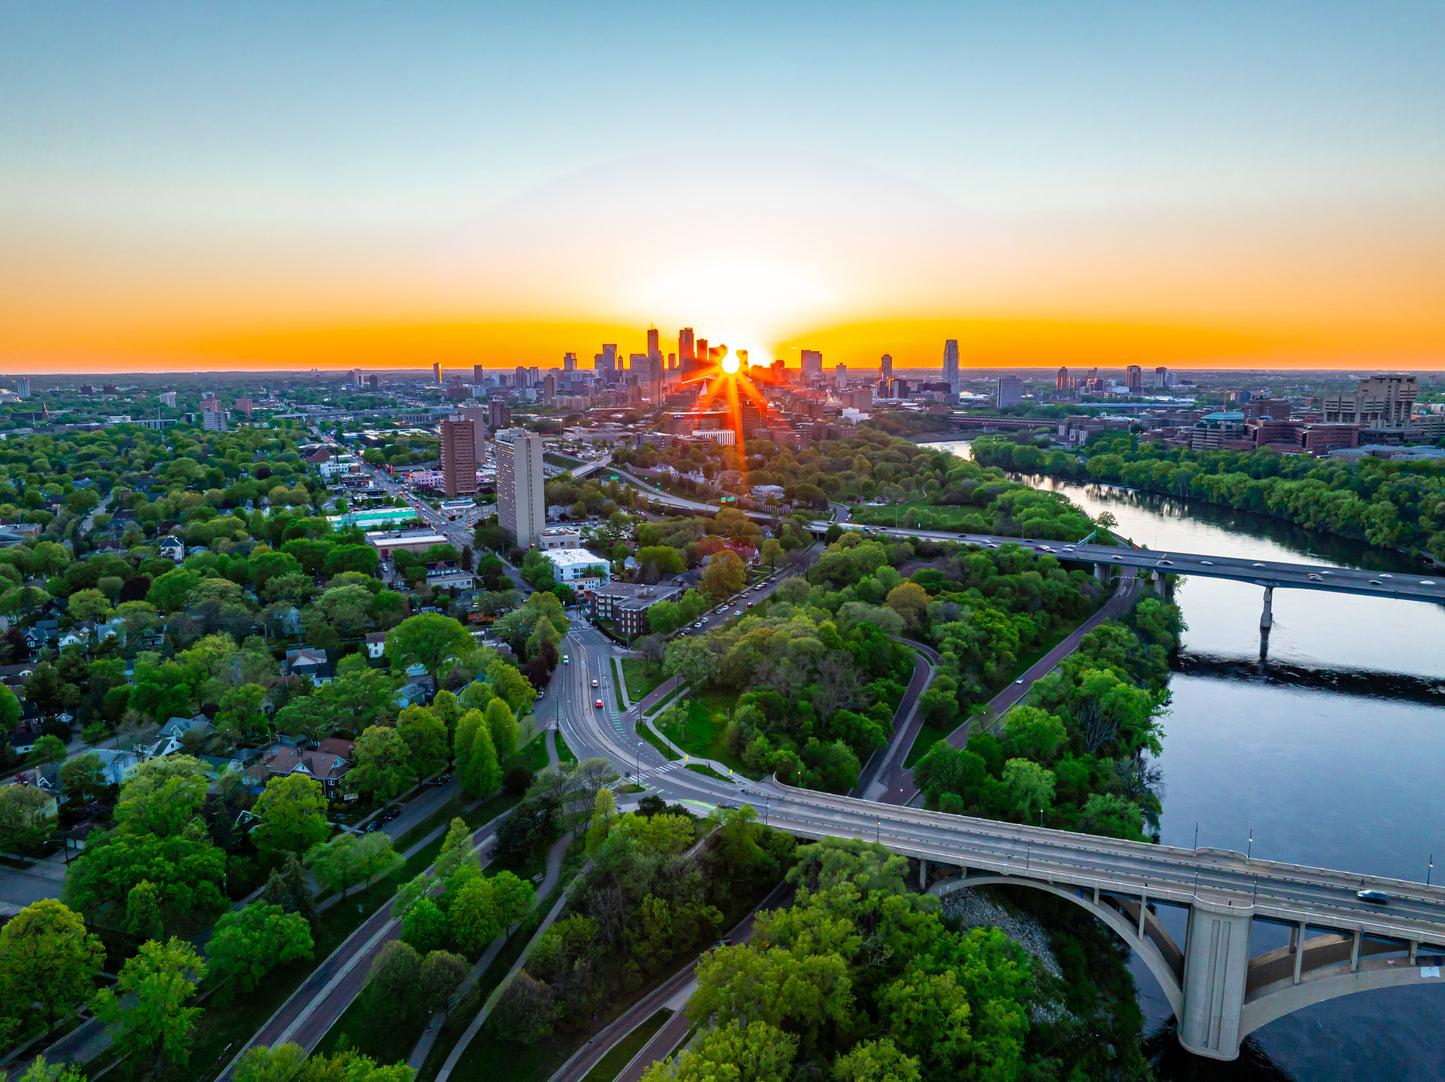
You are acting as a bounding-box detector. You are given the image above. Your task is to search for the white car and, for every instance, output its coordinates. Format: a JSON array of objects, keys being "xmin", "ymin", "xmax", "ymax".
[{"xmin": 563, "ymin": 655, "xmax": 570, "ymax": 664}]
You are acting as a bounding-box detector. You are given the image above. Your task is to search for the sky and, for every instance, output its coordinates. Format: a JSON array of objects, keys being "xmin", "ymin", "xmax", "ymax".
[{"xmin": 2, "ymin": 1, "xmax": 1443, "ymax": 373}]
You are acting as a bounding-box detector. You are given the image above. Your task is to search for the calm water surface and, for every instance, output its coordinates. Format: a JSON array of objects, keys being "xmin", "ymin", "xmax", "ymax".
[{"xmin": 924, "ymin": 440, "xmax": 1445, "ymax": 1081}]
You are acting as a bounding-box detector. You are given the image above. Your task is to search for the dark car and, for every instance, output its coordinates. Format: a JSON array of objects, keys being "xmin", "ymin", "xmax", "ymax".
[
  {"xmin": 364, "ymin": 819, "xmax": 381, "ymax": 832},
  {"xmin": 1357, "ymin": 889, "xmax": 1389, "ymax": 905},
  {"xmin": 381, "ymin": 806, "xmax": 402, "ymax": 822}
]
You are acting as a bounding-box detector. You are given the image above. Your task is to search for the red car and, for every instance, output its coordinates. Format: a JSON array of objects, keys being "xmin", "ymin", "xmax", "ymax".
[{"xmin": 594, "ymin": 699, "xmax": 604, "ymax": 708}]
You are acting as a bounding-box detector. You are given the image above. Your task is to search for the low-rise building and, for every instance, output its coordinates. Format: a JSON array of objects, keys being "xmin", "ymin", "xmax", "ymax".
[
  {"xmin": 540, "ymin": 525, "xmax": 581, "ymax": 550},
  {"xmin": 590, "ymin": 580, "xmax": 684, "ymax": 637},
  {"xmin": 543, "ymin": 548, "xmax": 611, "ymax": 601},
  {"xmin": 366, "ymin": 529, "xmax": 450, "ymax": 559},
  {"xmin": 365, "ymin": 631, "xmax": 387, "ymax": 660},
  {"xmin": 264, "ymin": 737, "xmax": 355, "ymax": 797},
  {"xmin": 284, "ymin": 647, "xmax": 333, "ymax": 686}
]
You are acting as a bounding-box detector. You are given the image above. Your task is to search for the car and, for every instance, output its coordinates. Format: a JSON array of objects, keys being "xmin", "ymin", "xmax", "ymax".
[
  {"xmin": 1111, "ymin": 554, "xmax": 1122, "ymax": 561},
  {"xmin": 1422, "ymin": 580, "xmax": 1437, "ymax": 586},
  {"xmin": 1369, "ymin": 579, "xmax": 1383, "ymax": 585},
  {"xmin": 692, "ymin": 622, "xmax": 702, "ymax": 629},
  {"xmin": 365, "ymin": 819, "xmax": 381, "ymax": 832},
  {"xmin": 1201, "ymin": 560, "xmax": 1213, "ymax": 565},
  {"xmin": 1159, "ymin": 559, "xmax": 1173, "ymax": 566},
  {"xmin": 563, "ymin": 655, "xmax": 570, "ymax": 664},
  {"xmin": 1252, "ymin": 562, "xmax": 1265, "ymax": 568},
  {"xmin": 594, "ymin": 699, "xmax": 603, "ymax": 708},
  {"xmin": 591, "ymin": 678, "xmax": 599, "ymax": 687},
  {"xmin": 1308, "ymin": 573, "xmax": 1321, "ymax": 581},
  {"xmin": 1014, "ymin": 678, "xmax": 1024, "ymax": 684},
  {"xmin": 1380, "ymin": 573, "xmax": 1393, "ymax": 578},
  {"xmin": 731, "ymin": 609, "xmax": 741, "ymax": 616},
  {"xmin": 381, "ymin": 806, "xmax": 401, "ymax": 822},
  {"xmin": 1357, "ymin": 889, "xmax": 1389, "ymax": 905},
  {"xmin": 745, "ymin": 602, "xmax": 753, "ymax": 609}
]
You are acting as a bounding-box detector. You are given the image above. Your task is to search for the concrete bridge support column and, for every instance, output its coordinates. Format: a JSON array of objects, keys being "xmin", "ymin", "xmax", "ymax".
[
  {"xmin": 1153, "ymin": 571, "xmax": 1166, "ymax": 595},
  {"xmin": 918, "ymin": 858, "xmax": 928, "ymax": 891},
  {"xmin": 1179, "ymin": 900, "xmax": 1254, "ymax": 1060},
  {"xmin": 1260, "ymin": 586, "xmax": 1274, "ymax": 630},
  {"xmin": 1095, "ymin": 563, "xmax": 1111, "ymax": 584},
  {"xmin": 1351, "ymin": 928, "xmax": 1361, "ymax": 972},
  {"xmin": 1293, "ymin": 922, "xmax": 1306, "ymax": 984}
]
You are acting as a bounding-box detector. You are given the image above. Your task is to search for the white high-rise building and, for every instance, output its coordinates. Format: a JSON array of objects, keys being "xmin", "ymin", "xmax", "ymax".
[
  {"xmin": 15, "ymin": 377, "xmax": 29, "ymax": 399},
  {"xmin": 159, "ymin": 391, "xmax": 177, "ymax": 407},
  {"xmin": 835, "ymin": 363, "xmax": 848, "ymax": 391},
  {"xmin": 996, "ymin": 376, "xmax": 1023, "ymax": 408},
  {"xmin": 800, "ymin": 349, "xmax": 823, "ymax": 381},
  {"xmin": 942, "ymin": 339, "xmax": 960, "ymax": 391},
  {"xmin": 495, "ymin": 429, "xmax": 546, "ymax": 548}
]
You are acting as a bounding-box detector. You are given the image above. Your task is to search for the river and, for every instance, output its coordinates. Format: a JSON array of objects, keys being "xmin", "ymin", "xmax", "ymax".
[{"xmin": 922, "ymin": 440, "xmax": 1445, "ymax": 1081}]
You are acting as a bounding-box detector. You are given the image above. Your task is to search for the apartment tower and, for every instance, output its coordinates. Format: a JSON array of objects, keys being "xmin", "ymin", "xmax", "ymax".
[
  {"xmin": 439, "ymin": 415, "xmax": 478, "ymax": 497},
  {"xmin": 495, "ymin": 429, "xmax": 546, "ymax": 547}
]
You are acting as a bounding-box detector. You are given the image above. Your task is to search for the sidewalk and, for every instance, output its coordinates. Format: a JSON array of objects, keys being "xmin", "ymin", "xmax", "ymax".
[{"xmin": 406, "ymin": 830, "xmax": 575, "ymax": 1070}]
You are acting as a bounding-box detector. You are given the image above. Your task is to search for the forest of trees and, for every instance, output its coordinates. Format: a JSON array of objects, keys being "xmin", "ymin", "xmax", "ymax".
[{"xmin": 973, "ymin": 432, "xmax": 1445, "ymax": 561}]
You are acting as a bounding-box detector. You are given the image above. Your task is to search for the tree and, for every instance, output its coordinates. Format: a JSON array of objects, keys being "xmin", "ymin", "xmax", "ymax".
[
  {"xmin": 354, "ymin": 830, "xmax": 402, "ymax": 889},
  {"xmin": 67, "ymin": 587, "xmax": 113, "ymax": 625},
  {"xmin": 701, "ymin": 550, "xmax": 747, "ymax": 600},
  {"xmin": 25, "ymin": 734, "xmax": 67, "ymax": 767},
  {"xmin": 418, "ymin": 949, "xmax": 467, "ymax": 1014},
  {"xmin": 401, "ymin": 897, "xmax": 448, "ymax": 953},
  {"xmin": 346, "ymin": 726, "xmax": 412, "ymax": 802},
  {"xmin": 434, "ymin": 817, "xmax": 478, "ymax": 882},
  {"xmin": 447, "ymin": 876, "xmax": 502, "ymax": 955},
  {"xmin": 59, "ymin": 752, "xmax": 105, "ymax": 805},
  {"xmin": 367, "ymin": 939, "xmax": 421, "ymax": 1012},
  {"xmin": 491, "ymin": 971, "xmax": 557, "ymax": 1044},
  {"xmin": 0, "ymin": 900, "xmax": 105, "ymax": 1041},
  {"xmin": 1000, "ymin": 757, "xmax": 1055, "ymax": 822},
  {"xmin": 253, "ymin": 774, "xmax": 332, "ymax": 857},
  {"xmin": 585, "ymin": 788, "xmax": 617, "ymax": 854},
  {"xmin": 113, "ymin": 755, "xmax": 210, "ymax": 837},
  {"xmin": 319, "ymin": 653, "xmax": 400, "ymax": 733},
  {"xmin": 235, "ymin": 1045, "xmax": 412, "ymax": 1082},
  {"xmin": 307, "ymin": 834, "xmax": 364, "ymax": 900},
  {"xmin": 14, "ymin": 1057, "xmax": 86, "ymax": 1082},
  {"xmin": 760, "ymin": 538, "xmax": 784, "ymax": 571},
  {"xmin": 484, "ymin": 698, "xmax": 518, "ymax": 761},
  {"xmin": 93, "ymin": 937, "xmax": 207, "ymax": 1070},
  {"xmin": 461, "ymin": 721, "xmax": 500, "ymax": 797},
  {"xmin": 640, "ymin": 1020, "xmax": 797, "ymax": 1082},
  {"xmin": 0, "ymin": 785, "xmax": 58, "ymax": 852},
  {"xmin": 397, "ymin": 706, "xmax": 449, "ymax": 782},
  {"xmin": 385, "ymin": 613, "xmax": 474, "ymax": 683},
  {"xmin": 208, "ymin": 902, "xmax": 315, "ymax": 997},
  {"xmin": 884, "ymin": 583, "xmax": 929, "ymax": 632},
  {"xmin": 0, "ymin": 685, "xmax": 19, "ymax": 732},
  {"xmin": 63, "ymin": 828, "xmax": 226, "ymax": 935},
  {"xmin": 218, "ymin": 683, "xmax": 269, "ymax": 742},
  {"xmin": 261, "ymin": 854, "xmax": 317, "ymax": 922}
]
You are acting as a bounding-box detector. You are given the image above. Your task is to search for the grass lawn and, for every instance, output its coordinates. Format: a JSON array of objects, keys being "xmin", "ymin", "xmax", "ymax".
[
  {"xmin": 554, "ymin": 730, "xmax": 574, "ymax": 765},
  {"xmin": 636, "ymin": 717, "xmax": 681, "ymax": 762},
  {"xmin": 620, "ymin": 658, "xmax": 667, "ymax": 703},
  {"xmin": 610, "ymin": 657, "xmax": 628, "ymax": 710},
  {"xmin": 686, "ymin": 763, "xmax": 730, "ymax": 782},
  {"xmin": 903, "ymin": 722, "xmax": 951, "ymax": 768},
  {"xmin": 581, "ymin": 1009, "xmax": 673, "ymax": 1082},
  {"xmin": 519, "ymin": 732, "xmax": 551, "ymax": 773},
  {"xmin": 654, "ymin": 693, "xmax": 758, "ymax": 778}
]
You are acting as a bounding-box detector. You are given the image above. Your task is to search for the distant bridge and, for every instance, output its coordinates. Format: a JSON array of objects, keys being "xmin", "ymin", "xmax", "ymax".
[{"xmin": 807, "ymin": 524, "xmax": 1445, "ymax": 626}]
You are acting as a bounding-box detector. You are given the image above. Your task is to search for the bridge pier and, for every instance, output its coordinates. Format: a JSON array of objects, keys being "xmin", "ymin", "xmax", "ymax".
[
  {"xmin": 1179, "ymin": 899, "xmax": 1254, "ymax": 1060},
  {"xmin": 1095, "ymin": 563, "xmax": 1111, "ymax": 584},
  {"xmin": 1260, "ymin": 586, "xmax": 1274, "ymax": 630},
  {"xmin": 1152, "ymin": 571, "xmax": 1166, "ymax": 595},
  {"xmin": 918, "ymin": 858, "xmax": 928, "ymax": 891},
  {"xmin": 1293, "ymin": 922, "xmax": 1305, "ymax": 984}
]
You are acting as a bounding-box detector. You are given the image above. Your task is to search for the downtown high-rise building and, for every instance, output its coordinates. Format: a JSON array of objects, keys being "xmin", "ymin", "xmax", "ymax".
[
  {"xmin": 456, "ymin": 405, "xmax": 487, "ymax": 458},
  {"xmin": 563, "ymin": 352, "xmax": 577, "ymax": 372},
  {"xmin": 15, "ymin": 377, "xmax": 29, "ymax": 399},
  {"xmin": 351, "ymin": 368, "xmax": 363, "ymax": 387},
  {"xmin": 835, "ymin": 364, "xmax": 848, "ymax": 391},
  {"xmin": 678, "ymin": 328, "xmax": 696, "ymax": 374},
  {"xmin": 474, "ymin": 364, "xmax": 485, "ymax": 385},
  {"xmin": 433, "ymin": 362, "xmax": 443, "ymax": 384},
  {"xmin": 879, "ymin": 354, "xmax": 893, "ymax": 382},
  {"xmin": 942, "ymin": 339, "xmax": 960, "ymax": 391},
  {"xmin": 495, "ymin": 429, "xmax": 546, "ymax": 548},
  {"xmin": 1154, "ymin": 366, "xmax": 1169, "ymax": 390},
  {"xmin": 439, "ymin": 415, "xmax": 478, "ymax": 497},
  {"xmin": 1126, "ymin": 365, "xmax": 1143, "ymax": 393},
  {"xmin": 595, "ymin": 344, "xmax": 618, "ymax": 374},
  {"xmin": 800, "ymin": 349, "xmax": 823, "ymax": 381},
  {"xmin": 996, "ymin": 376, "xmax": 1023, "ymax": 408}
]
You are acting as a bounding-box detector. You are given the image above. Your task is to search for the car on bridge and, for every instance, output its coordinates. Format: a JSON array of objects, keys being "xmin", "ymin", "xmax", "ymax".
[
  {"xmin": 1357, "ymin": 889, "xmax": 1389, "ymax": 905},
  {"xmin": 594, "ymin": 699, "xmax": 603, "ymax": 708}
]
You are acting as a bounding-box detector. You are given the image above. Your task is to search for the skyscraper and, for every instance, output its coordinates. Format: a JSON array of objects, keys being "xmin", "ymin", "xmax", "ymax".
[
  {"xmin": 351, "ymin": 368, "xmax": 363, "ymax": 387},
  {"xmin": 942, "ymin": 340, "xmax": 960, "ymax": 391},
  {"xmin": 15, "ymin": 377, "xmax": 29, "ymax": 399},
  {"xmin": 835, "ymin": 363, "xmax": 848, "ymax": 391},
  {"xmin": 1154, "ymin": 366, "xmax": 1169, "ymax": 390},
  {"xmin": 595, "ymin": 344, "xmax": 617, "ymax": 373},
  {"xmin": 1056, "ymin": 366, "xmax": 1070, "ymax": 393},
  {"xmin": 678, "ymin": 328, "xmax": 695, "ymax": 373},
  {"xmin": 495, "ymin": 429, "xmax": 546, "ymax": 548},
  {"xmin": 694, "ymin": 338, "xmax": 708, "ymax": 374},
  {"xmin": 800, "ymin": 350, "xmax": 823, "ymax": 381},
  {"xmin": 474, "ymin": 364, "xmax": 485, "ymax": 384},
  {"xmin": 488, "ymin": 399, "xmax": 510, "ymax": 428},
  {"xmin": 439, "ymin": 415, "xmax": 478, "ymax": 497},
  {"xmin": 563, "ymin": 352, "xmax": 577, "ymax": 371},
  {"xmin": 879, "ymin": 354, "xmax": 893, "ymax": 382},
  {"xmin": 996, "ymin": 376, "xmax": 1023, "ymax": 408},
  {"xmin": 647, "ymin": 326, "xmax": 660, "ymax": 359},
  {"xmin": 1126, "ymin": 365, "xmax": 1143, "ymax": 393},
  {"xmin": 433, "ymin": 363, "xmax": 443, "ymax": 384}
]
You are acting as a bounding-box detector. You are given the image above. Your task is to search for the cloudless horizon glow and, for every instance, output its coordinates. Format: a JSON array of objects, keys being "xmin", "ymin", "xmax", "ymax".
[{"xmin": 2, "ymin": 1, "xmax": 1442, "ymax": 372}]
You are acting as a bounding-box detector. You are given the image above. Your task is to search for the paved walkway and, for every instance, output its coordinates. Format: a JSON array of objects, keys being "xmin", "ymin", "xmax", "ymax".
[
  {"xmin": 434, "ymin": 846, "xmax": 591, "ymax": 1082},
  {"xmin": 407, "ymin": 830, "xmax": 575, "ymax": 1070},
  {"xmin": 887, "ymin": 568, "xmax": 1142, "ymax": 805}
]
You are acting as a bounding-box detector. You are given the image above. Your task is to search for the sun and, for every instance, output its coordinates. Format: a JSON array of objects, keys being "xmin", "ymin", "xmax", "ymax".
[{"xmin": 720, "ymin": 353, "xmax": 740, "ymax": 375}]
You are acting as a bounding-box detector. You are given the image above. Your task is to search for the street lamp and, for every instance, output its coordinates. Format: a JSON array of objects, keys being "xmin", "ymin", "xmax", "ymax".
[
  {"xmin": 875, "ymin": 819, "xmax": 881, "ymax": 843},
  {"xmin": 1247, "ymin": 828, "xmax": 1253, "ymax": 860},
  {"xmin": 1429, "ymin": 854, "xmax": 1434, "ymax": 887}
]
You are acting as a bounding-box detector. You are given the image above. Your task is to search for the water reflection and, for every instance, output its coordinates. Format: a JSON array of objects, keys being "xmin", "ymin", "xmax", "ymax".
[{"xmin": 923, "ymin": 438, "xmax": 1445, "ymax": 1081}]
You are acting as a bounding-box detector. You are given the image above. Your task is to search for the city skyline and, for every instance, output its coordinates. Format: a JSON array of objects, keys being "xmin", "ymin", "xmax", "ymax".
[{"xmin": 3, "ymin": 3, "xmax": 1442, "ymax": 373}]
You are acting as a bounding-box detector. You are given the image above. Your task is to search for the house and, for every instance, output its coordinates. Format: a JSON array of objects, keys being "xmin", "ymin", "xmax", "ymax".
[
  {"xmin": 284, "ymin": 647, "xmax": 333, "ymax": 686},
  {"xmin": 395, "ymin": 676, "xmax": 435, "ymax": 709},
  {"xmin": 89, "ymin": 748, "xmax": 144, "ymax": 786},
  {"xmin": 365, "ymin": 631, "xmax": 387, "ymax": 660},
  {"xmin": 158, "ymin": 535, "xmax": 185, "ymax": 563},
  {"xmin": 144, "ymin": 715, "xmax": 213, "ymax": 758},
  {"xmin": 280, "ymin": 606, "xmax": 304, "ymax": 636},
  {"xmin": 591, "ymin": 579, "xmax": 685, "ymax": 637},
  {"xmin": 263, "ymin": 742, "xmax": 353, "ymax": 797},
  {"xmin": 57, "ymin": 628, "xmax": 88, "ymax": 650}
]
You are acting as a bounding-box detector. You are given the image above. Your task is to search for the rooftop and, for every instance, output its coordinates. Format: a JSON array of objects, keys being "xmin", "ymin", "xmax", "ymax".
[{"xmin": 543, "ymin": 548, "xmax": 610, "ymax": 570}]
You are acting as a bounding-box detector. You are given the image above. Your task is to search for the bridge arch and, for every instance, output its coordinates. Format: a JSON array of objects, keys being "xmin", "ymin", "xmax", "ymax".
[
  {"xmin": 929, "ymin": 874, "xmax": 1185, "ymax": 1019},
  {"xmin": 1241, "ymin": 958, "xmax": 1445, "ymax": 1039}
]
